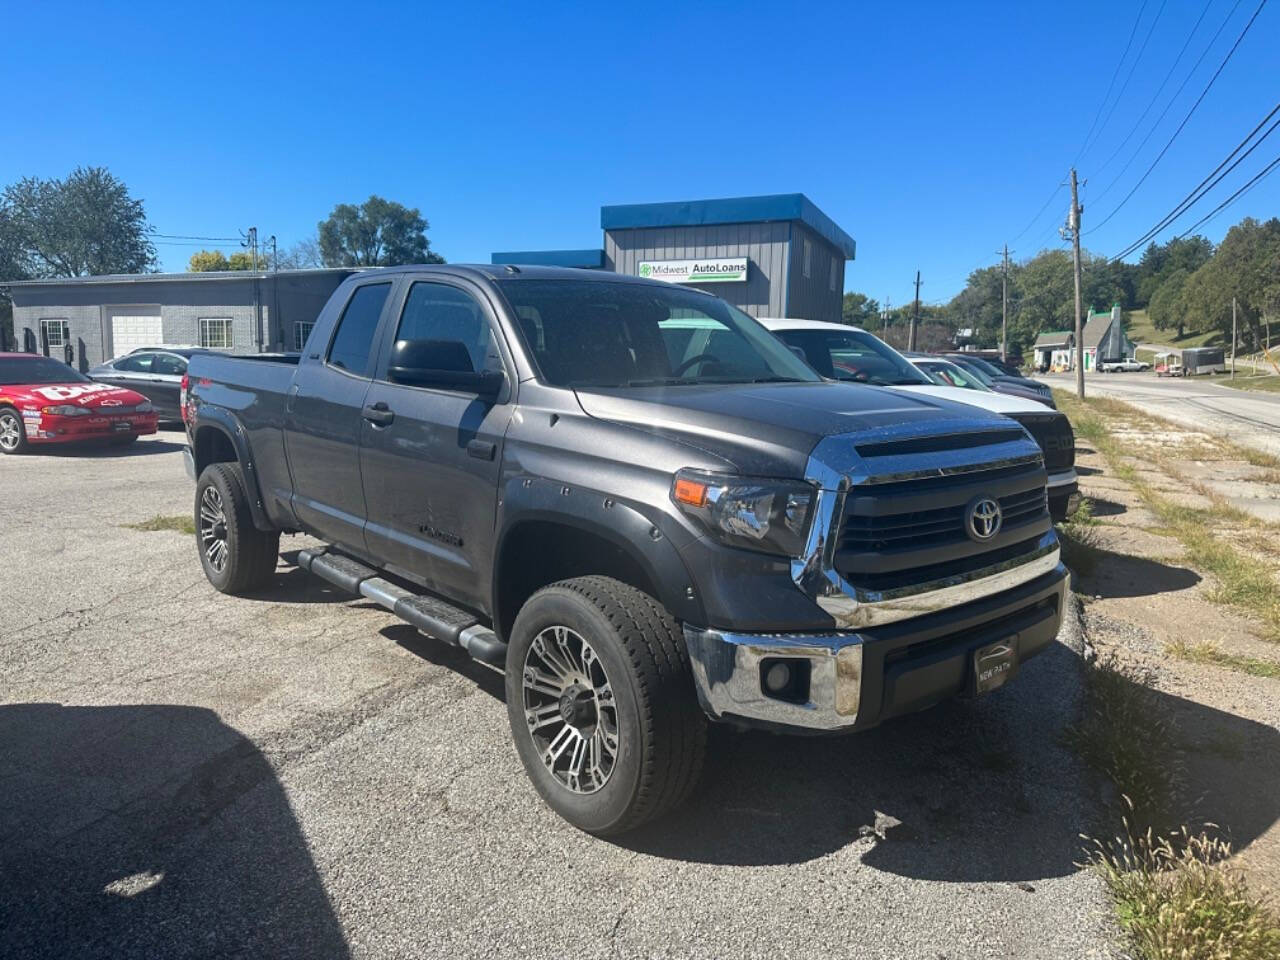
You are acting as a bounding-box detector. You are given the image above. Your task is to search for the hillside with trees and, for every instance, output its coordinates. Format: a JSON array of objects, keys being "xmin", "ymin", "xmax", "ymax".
[{"xmin": 846, "ymin": 214, "xmax": 1279, "ymax": 358}]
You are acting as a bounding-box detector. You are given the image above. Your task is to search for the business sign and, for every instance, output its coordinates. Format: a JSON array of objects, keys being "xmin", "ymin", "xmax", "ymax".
[{"xmin": 637, "ymin": 258, "xmax": 749, "ymax": 284}]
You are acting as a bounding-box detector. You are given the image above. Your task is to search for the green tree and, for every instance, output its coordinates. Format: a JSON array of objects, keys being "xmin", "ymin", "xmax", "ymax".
[
  {"xmin": 188, "ymin": 249, "xmax": 230, "ymax": 272},
  {"xmin": 1, "ymin": 166, "xmax": 156, "ymax": 277},
  {"xmin": 1147, "ymin": 267, "xmax": 1190, "ymax": 336},
  {"xmin": 227, "ymin": 251, "xmax": 261, "ymax": 271},
  {"xmin": 0, "ymin": 204, "xmax": 29, "ymax": 349},
  {"xmin": 1177, "ymin": 218, "xmax": 1280, "ymax": 350},
  {"xmin": 841, "ymin": 291, "xmax": 880, "ymax": 326},
  {"xmin": 317, "ymin": 196, "xmax": 445, "ymax": 267},
  {"xmin": 1135, "ymin": 236, "xmax": 1213, "ymax": 306}
]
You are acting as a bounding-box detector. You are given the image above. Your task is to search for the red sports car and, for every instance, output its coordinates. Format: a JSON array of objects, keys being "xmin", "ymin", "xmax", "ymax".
[{"xmin": 0, "ymin": 353, "xmax": 159, "ymax": 454}]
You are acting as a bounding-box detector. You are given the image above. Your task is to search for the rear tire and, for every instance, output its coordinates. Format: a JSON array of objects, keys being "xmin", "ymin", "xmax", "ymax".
[
  {"xmin": 0, "ymin": 408, "xmax": 28, "ymax": 455},
  {"xmin": 195, "ymin": 462, "xmax": 280, "ymax": 594},
  {"xmin": 505, "ymin": 576, "xmax": 707, "ymax": 836}
]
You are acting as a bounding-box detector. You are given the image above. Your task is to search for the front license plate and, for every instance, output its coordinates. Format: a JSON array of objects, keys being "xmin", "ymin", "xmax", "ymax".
[{"xmin": 973, "ymin": 638, "xmax": 1018, "ymax": 696}]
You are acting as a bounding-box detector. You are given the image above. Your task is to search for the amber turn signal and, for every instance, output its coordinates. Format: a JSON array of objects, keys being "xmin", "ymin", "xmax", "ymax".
[{"xmin": 672, "ymin": 476, "xmax": 708, "ymax": 507}]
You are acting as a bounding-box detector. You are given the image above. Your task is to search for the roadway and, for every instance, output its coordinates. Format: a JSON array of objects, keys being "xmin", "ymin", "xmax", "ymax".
[{"xmin": 1041, "ymin": 371, "xmax": 1280, "ymax": 459}]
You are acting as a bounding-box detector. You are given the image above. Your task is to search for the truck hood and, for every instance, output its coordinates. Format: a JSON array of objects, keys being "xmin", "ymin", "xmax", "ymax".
[{"xmin": 574, "ymin": 380, "xmax": 1001, "ymax": 477}]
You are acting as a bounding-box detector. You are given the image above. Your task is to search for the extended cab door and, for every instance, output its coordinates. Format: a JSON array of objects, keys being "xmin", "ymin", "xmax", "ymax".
[
  {"xmin": 360, "ymin": 278, "xmax": 514, "ymax": 611},
  {"xmin": 284, "ymin": 279, "xmax": 396, "ymax": 553}
]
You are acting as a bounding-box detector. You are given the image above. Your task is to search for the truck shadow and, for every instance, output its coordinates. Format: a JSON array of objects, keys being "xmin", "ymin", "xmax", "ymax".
[
  {"xmin": 1071, "ymin": 549, "xmax": 1201, "ymax": 599},
  {"xmin": 0, "ymin": 703, "xmax": 349, "ymax": 960},
  {"xmin": 619, "ymin": 642, "xmax": 1280, "ymax": 882}
]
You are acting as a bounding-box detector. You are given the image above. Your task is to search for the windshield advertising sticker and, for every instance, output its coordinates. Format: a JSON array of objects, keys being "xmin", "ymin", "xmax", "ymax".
[{"xmin": 637, "ymin": 258, "xmax": 749, "ymax": 283}]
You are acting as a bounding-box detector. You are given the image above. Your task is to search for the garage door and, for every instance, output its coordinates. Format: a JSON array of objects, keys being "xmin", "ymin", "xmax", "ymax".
[{"xmin": 111, "ymin": 315, "xmax": 164, "ymax": 357}]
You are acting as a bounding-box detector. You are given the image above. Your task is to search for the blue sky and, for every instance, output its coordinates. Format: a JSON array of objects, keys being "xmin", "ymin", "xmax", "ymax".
[{"xmin": 2, "ymin": 0, "xmax": 1275, "ymax": 308}]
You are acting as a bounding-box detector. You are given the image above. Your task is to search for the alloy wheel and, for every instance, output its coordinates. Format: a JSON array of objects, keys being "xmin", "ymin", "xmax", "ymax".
[
  {"xmin": 199, "ymin": 485, "xmax": 229, "ymax": 573},
  {"xmin": 521, "ymin": 625, "xmax": 619, "ymax": 794},
  {"xmin": 0, "ymin": 412, "xmax": 21, "ymax": 451}
]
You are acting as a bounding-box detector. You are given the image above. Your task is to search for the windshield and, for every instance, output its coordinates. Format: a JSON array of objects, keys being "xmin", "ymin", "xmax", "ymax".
[
  {"xmin": 916, "ymin": 360, "xmax": 991, "ymax": 391},
  {"xmin": 774, "ymin": 328, "xmax": 932, "ymax": 386},
  {"xmin": 494, "ymin": 280, "xmax": 820, "ymax": 388},
  {"xmin": 944, "ymin": 356, "xmax": 995, "ymax": 386},
  {"xmin": 0, "ymin": 355, "xmax": 89, "ymax": 386},
  {"xmin": 953, "ymin": 355, "xmax": 1007, "ymax": 379}
]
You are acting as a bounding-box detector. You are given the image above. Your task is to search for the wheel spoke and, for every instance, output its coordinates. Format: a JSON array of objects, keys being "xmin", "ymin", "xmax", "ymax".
[
  {"xmin": 522, "ymin": 666, "xmax": 563, "ymax": 700},
  {"xmin": 525, "ymin": 702, "xmax": 562, "ymax": 733}
]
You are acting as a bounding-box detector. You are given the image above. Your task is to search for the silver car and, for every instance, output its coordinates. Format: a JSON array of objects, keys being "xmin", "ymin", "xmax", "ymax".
[{"xmin": 89, "ymin": 348, "xmax": 205, "ymax": 421}]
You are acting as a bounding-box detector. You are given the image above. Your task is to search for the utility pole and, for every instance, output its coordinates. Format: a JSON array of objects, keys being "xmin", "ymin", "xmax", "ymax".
[
  {"xmin": 1231, "ymin": 297, "xmax": 1237, "ymax": 380},
  {"xmin": 1068, "ymin": 169, "xmax": 1085, "ymax": 399},
  {"xmin": 243, "ymin": 226, "xmax": 261, "ymax": 352},
  {"xmin": 1000, "ymin": 243, "xmax": 1010, "ymax": 362},
  {"xmin": 909, "ymin": 271, "xmax": 921, "ymax": 352},
  {"xmin": 882, "ymin": 297, "xmax": 891, "ymax": 338}
]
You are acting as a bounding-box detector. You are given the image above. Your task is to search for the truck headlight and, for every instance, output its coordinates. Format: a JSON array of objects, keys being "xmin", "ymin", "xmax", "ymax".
[
  {"xmin": 672, "ymin": 469, "xmax": 816, "ymax": 558},
  {"xmin": 41, "ymin": 405, "xmax": 91, "ymax": 416}
]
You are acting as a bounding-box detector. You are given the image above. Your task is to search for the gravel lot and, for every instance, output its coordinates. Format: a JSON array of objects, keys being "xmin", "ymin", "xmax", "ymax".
[{"xmin": 0, "ymin": 432, "xmax": 1116, "ymax": 959}]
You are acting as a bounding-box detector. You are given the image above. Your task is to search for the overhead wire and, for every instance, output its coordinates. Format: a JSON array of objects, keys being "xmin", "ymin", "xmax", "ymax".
[{"xmin": 1087, "ymin": 0, "xmax": 1269, "ymax": 234}]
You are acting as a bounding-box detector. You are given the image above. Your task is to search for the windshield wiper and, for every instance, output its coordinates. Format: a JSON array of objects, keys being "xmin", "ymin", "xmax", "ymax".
[{"xmin": 625, "ymin": 377, "xmax": 702, "ymax": 386}]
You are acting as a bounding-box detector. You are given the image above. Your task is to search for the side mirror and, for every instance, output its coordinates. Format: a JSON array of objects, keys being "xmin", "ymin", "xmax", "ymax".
[{"xmin": 387, "ymin": 339, "xmax": 505, "ymax": 398}]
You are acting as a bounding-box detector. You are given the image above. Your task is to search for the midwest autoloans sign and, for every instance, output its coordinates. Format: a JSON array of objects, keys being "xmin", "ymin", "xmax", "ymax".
[{"xmin": 637, "ymin": 258, "xmax": 749, "ymax": 283}]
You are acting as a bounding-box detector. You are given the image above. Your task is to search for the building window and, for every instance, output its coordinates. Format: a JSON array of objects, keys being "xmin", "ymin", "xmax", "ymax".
[
  {"xmin": 294, "ymin": 321, "xmax": 315, "ymax": 351},
  {"xmin": 200, "ymin": 318, "xmax": 234, "ymax": 349},
  {"xmin": 829, "ymin": 258, "xmax": 839, "ymax": 292},
  {"xmin": 802, "ymin": 238, "xmax": 813, "ymax": 279},
  {"xmin": 40, "ymin": 319, "xmax": 70, "ymax": 349}
]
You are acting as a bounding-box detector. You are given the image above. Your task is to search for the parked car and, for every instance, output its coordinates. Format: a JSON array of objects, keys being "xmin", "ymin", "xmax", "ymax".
[
  {"xmin": 90, "ymin": 347, "xmax": 206, "ymax": 421},
  {"xmin": 1098, "ymin": 358, "xmax": 1150, "ymax": 373},
  {"xmin": 941, "ymin": 354, "xmax": 1056, "ymax": 408},
  {"xmin": 759, "ymin": 320, "xmax": 1077, "ymax": 522},
  {"xmin": 185, "ymin": 266, "xmax": 1067, "ymax": 835},
  {"xmin": 0, "ymin": 353, "xmax": 158, "ymax": 454}
]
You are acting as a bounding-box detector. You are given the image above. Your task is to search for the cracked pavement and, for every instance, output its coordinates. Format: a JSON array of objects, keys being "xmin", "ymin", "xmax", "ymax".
[{"xmin": 1, "ymin": 432, "xmax": 1117, "ymax": 958}]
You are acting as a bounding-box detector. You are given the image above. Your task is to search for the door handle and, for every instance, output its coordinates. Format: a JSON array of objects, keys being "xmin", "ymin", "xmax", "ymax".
[
  {"xmin": 467, "ymin": 439, "xmax": 496, "ymax": 461},
  {"xmin": 362, "ymin": 402, "xmax": 395, "ymax": 426}
]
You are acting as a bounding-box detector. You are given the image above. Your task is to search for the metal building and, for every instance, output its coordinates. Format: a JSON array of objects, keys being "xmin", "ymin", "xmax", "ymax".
[
  {"xmin": 3, "ymin": 269, "xmax": 353, "ymax": 369},
  {"xmin": 492, "ymin": 193, "xmax": 856, "ymax": 324}
]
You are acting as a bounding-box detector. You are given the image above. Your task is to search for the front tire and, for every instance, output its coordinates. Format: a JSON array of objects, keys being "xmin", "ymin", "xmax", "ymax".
[
  {"xmin": 195, "ymin": 462, "xmax": 280, "ymax": 594},
  {"xmin": 505, "ymin": 576, "xmax": 707, "ymax": 836},
  {"xmin": 0, "ymin": 408, "xmax": 28, "ymax": 455}
]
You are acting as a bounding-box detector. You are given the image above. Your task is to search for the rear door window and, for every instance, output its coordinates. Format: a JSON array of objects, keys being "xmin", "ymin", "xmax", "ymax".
[
  {"xmin": 152, "ymin": 354, "xmax": 187, "ymax": 376},
  {"xmin": 327, "ymin": 283, "xmax": 392, "ymax": 375},
  {"xmin": 116, "ymin": 353, "xmax": 154, "ymax": 373}
]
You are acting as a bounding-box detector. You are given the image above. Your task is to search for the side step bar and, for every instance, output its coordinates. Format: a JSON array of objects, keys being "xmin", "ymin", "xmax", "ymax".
[{"xmin": 297, "ymin": 547, "xmax": 507, "ymax": 667}]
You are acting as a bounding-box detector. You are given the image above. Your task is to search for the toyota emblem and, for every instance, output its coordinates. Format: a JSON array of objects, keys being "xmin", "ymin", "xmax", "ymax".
[{"xmin": 965, "ymin": 497, "xmax": 1002, "ymax": 541}]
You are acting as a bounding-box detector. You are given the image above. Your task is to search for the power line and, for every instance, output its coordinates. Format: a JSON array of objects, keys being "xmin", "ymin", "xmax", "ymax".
[
  {"xmin": 1009, "ymin": 183, "xmax": 1065, "ymax": 245},
  {"xmin": 148, "ymin": 232, "xmax": 244, "ymax": 242},
  {"xmin": 1073, "ymin": 0, "xmax": 1152, "ymax": 168},
  {"xmin": 1087, "ymin": 0, "xmax": 1269, "ymax": 234},
  {"xmin": 1089, "ymin": 0, "xmax": 1212, "ymax": 181},
  {"xmin": 1173, "ymin": 153, "xmax": 1280, "ymax": 240},
  {"xmin": 1090, "ymin": 0, "xmax": 1240, "ymax": 205},
  {"xmin": 1108, "ymin": 102, "xmax": 1280, "ymax": 260},
  {"xmin": 1078, "ymin": 0, "xmax": 1169, "ymax": 167}
]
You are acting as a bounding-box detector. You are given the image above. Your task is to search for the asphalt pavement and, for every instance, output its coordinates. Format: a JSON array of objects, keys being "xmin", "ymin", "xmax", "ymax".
[
  {"xmin": 1041, "ymin": 371, "xmax": 1280, "ymax": 458},
  {"xmin": 0, "ymin": 431, "xmax": 1118, "ymax": 959}
]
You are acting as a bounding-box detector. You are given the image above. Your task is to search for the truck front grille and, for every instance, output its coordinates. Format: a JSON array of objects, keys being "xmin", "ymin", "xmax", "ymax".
[{"xmin": 834, "ymin": 455, "xmax": 1050, "ymax": 595}]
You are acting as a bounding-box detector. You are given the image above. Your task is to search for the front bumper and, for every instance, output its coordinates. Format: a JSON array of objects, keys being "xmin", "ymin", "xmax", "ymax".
[
  {"xmin": 26, "ymin": 412, "xmax": 158, "ymax": 443},
  {"xmin": 1047, "ymin": 468, "xmax": 1077, "ymax": 495},
  {"xmin": 684, "ymin": 562, "xmax": 1068, "ymax": 732}
]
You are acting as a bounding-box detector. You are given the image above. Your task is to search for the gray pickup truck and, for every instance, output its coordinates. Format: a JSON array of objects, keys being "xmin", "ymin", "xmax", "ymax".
[{"xmin": 184, "ymin": 265, "xmax": 1067, "ymax": 834}]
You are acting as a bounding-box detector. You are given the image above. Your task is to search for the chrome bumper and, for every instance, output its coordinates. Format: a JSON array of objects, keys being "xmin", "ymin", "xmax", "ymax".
[
  {"xmin": 1047, "ymin": 468, "xmax": 1078, "ymax": 491},
  {"xmin": 683, "ymin": 625, "xmax": 866, "ymax": 731}
]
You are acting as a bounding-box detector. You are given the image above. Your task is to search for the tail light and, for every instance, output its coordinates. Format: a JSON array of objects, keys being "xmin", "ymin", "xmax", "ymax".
[{"xmin": 180, "ymin": 373, "xmax": 189, "ymax": 424}]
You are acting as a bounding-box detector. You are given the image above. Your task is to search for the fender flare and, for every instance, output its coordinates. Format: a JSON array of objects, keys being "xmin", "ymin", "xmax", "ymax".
[
  {"xmin": 191, "ymin": 409, "xmax": 275, "ymax": 532},
  {"xmin": 493, "ymin": 478, "xmax": 705, "ymax": 635}
]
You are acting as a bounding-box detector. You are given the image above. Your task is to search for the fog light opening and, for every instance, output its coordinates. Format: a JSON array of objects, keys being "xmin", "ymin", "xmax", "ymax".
[{"xmin": 759, "ymin": 657, "xmax": 810, "ymax": 705}]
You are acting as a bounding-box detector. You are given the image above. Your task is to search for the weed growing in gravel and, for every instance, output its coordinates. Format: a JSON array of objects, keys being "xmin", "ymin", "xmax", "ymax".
[
  {"xmin": 1071, "ymin": 656, "xmax": 1280, "ymax": 959},
  {"xmin": 124, "ymin": 515, "xmax": 196, "ymax": 535},
  {"xmin": 1057, "ymin": 499, "xmax": 1104, "ymax": 578},
  {"xmin": 1087, "ymin": 816, "xmax": 1280, "ymax": 960},
  {"xmin": 1166, "ymin": 640, "xmax": 1280, "ymax": 680}
]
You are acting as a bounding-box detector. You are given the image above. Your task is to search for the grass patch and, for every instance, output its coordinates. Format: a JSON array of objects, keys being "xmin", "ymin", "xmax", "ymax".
[
  {"xmin": 1071, "ymin": 654, "xmax": 1280, "ymax": 958},
  {"xmin": 1058, "ymin": 498, "xmax": 1105, "ymax": 578},
  {"xmin": 124, "ymin": 515, "xmax": 195, "ymax": 535},
  {"xmin": 1212, "ymin": 374, "xmax": 1280, "ymax": 394},
  {"xmin": 1166, "ymin": 640, "xmax": 1280, "ymax": 680},
  {"xmin": 1054, "ymin": 390, "xmax": 1280, "ymax": 641},
  {"xmin": 1124, "ymin": 309, "xmax": 1223, "ymax": 351},
  {"xmin": 1089, "ymin": 822, "xmax": 1280, "ymax": 960}
]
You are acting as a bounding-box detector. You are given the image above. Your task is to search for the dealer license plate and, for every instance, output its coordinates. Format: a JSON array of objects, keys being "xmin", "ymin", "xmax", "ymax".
[
  {"xmin": 973, "ymin": 638, "xmax": 1018, "ymax": 696},
  {"xmin": 112, "ymin": 420, "xmax": 132, "ymax": 432}
]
